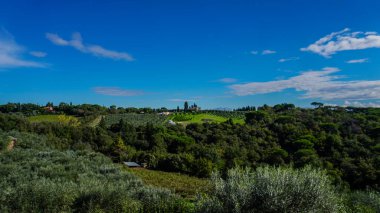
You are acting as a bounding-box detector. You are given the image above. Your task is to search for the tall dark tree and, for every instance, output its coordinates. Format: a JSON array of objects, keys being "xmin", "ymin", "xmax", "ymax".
[{"xmin": 184, "ymin": 101, "xmax": 189, "ymax": 112}]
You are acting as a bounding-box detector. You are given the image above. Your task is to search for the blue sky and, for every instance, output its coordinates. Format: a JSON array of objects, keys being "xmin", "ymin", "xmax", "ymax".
[{"xmin": 1, "ymin": 0, "xmax": 380, "ymax": 109}]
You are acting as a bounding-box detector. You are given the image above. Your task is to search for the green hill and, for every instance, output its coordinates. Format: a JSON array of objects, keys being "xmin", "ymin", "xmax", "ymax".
[{"xmin": 170, "ymin": 113, "xmax": 244, "ymax": 125}]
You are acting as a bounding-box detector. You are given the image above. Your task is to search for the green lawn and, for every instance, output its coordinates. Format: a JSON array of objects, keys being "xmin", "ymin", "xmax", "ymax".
[
  {"xmin": 28, "ymin": 115, "xmax": 63, "ymax": 122},
  {"xmin": 128, "ymin": 168, "xmax": 210, "ymax": 200},
  {"xmin": 170, "ymin": 113, "xmax": 244, "ymax": 125}
]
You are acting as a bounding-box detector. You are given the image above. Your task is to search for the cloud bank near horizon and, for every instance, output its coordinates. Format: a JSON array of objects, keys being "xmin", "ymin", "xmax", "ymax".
[{"xmin": 229, "ymin": 67, "xmax": 380, "ymax": 100}]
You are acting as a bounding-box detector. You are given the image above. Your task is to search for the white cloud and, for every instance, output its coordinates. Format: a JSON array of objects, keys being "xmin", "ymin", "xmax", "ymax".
[
  {"xmin": 216, "ymin": 78, "xmax": 238, "ymax": 83},
  {"xmin": 301, "ymin": 28, "xmax": 380, "ymax": 57},
  {"xmin": 262, "ymin": 50, "xmax": 276, "ymax": 55},
  {"xmin": 343, "ymin": 100, "xmax": 380, "ymax": 108},
  {"xmin": 93, "ymin": 87, "xmax": 143, "ymax": 96},
  {"xmin": 29, "ymin": 51, "xmax": 47, "ymax": 58},
  {"xmin": 346, "ymin": 58, "xmax": 368, "ymax": 64},
  {"xmin": 0, "ymin": 31, "xmax": 46, "ymax": 68},
  {"xmin": 278, "ymin": 57, "xmax": 299, "ymax": 63},
  {"xmin": 229, "ymin": 67, "xmax": 380, "ymax": 100},
  {"xmin": 46, "ymin": 33, "xmax": 69, "ymax": 46},
  {"xmin": 323, "ymin": 103, "xmax": 338, "ymax": 107},
  {"xmin": 46, "ymin": 32, "xmax": 134, "ymax": 61},
  {"xmin": 250, "ymin": 50, "xmax": 258, "ymax": 55}
]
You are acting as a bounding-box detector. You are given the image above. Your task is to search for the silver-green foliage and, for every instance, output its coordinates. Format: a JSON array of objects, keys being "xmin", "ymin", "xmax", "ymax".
[
  {"xmin": 0, "ymin": 131, "xmax": 190, "ymax": 212},
  {"xmin": 196, "ymin": 166, "xmax": 343, "ymax": 213}
]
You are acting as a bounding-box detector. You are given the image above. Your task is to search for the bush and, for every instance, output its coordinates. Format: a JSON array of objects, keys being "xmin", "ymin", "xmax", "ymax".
[
  {"xmin": 196, "ymin": 166, "xmax": 343, "ymax": 213},
  {"xmin": 343, "ymin": 190, "xmax": 380, "ymax": 213}
]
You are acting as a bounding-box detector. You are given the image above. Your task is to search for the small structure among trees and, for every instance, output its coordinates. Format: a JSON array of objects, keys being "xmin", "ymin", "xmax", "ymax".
[{"xmin": 124, "ymin": 161, "xmax": 141, "ymax": 168}]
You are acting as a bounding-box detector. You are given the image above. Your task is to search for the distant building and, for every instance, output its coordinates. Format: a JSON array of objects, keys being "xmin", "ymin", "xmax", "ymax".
[
  {"xmin": 158, "ymin": 112, "xmax": 171, "ymax": 116},
  {"xmin": 188, "ymin": 103, "xmax": 201, "ymax": 112},
  {"xmin": 43, "ymin": 106, "xmax": 54, "ymax": 112},
  {"xmin": 124, "ymin": 162, "xmax": 141, "ymax": 168}
]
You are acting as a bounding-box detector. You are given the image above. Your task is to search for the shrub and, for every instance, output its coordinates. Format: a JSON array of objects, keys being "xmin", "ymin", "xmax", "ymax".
[
  {"xmin": 172, "ymin": 113, "xmax": 194, "ymax": 122},
  {"xmin": 196, "ymin": 166, "xmax": 343, "ymax": 213},
  {"xmin": 343, "ymin": 190, "xmax": 380, "ymax": 213},
  {"xmin": 245, "ymin": 111, "xmax": 269, "ymax": 124}
]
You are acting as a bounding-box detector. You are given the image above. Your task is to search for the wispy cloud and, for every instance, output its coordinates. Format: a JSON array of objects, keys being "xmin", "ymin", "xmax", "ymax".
[
  {"xmin": 346, "ymin": 58, "xmax": 368, "ymax": 64},
  {"xmin": 29, "ymin": 51, "xmax": 47, "ymax": 58},
  {"xmin": 229, "ymin": 67, "xmax": 380, "ymax": 100},
  {"xmin": 343, "ymin": 100, "xmax": 380, "ymax": 108},
  {"xmin": 216, "ymin": 78, "xmax": 238, "ymax": 83},
  {"xmin": 93, "ymin": 87, "xmax": 144, "ymax": 96},
  {"xmin": 0, "ymin": 30, "xmax": 46, "ymax": 68},
  {"xmin": 301, "ymin": 28, "xmax": 380, "ymax": 57},
  {"xmin": 262, "ymin": 49, "xmax": 276, "ymax": 55},
  {"xmin": 168, "ymin": 98, "xmax": 196, "ymax": 102},
  {"xmin": 46, "ymin": 32, "xmax": 134, "ymax": 61},
  {"xmin": 278, "ymin": 57, "xmax": 299, "ymax": 63},
  {"xmin": 250, "ymin": 50, "xmax": 276, "ymax": 55}
]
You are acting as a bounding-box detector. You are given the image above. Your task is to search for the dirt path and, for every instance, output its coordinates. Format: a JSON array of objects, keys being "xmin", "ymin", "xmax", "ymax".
[{"xmin": 88, "ymin": 115, "xmax": 104, "ymax": 127}]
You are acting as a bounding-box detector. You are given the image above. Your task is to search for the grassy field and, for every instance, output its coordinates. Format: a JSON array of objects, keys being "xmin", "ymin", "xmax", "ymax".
[
  {"xmin": 129, "ymin": 168, "xmax": 210, "ymax": 200},
  {"xmin": 28, "ymin": 115, "xmax": 80, "ymax": 126},
  {"xmin": 28, "ymin": 114, "xmax": 64, "ymax": 122},
  {"xmin": 170, "ymin": 113, "xmax": 244, "ymax": 125}
]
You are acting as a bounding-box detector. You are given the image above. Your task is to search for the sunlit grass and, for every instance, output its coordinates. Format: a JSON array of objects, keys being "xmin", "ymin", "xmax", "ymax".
[
  {"xmin": 129, "ymin": 168, "xmax": 210, "ymax": 200},
  {"xmin": 171, "ymin": 113, "xmax": 244, "ymax": 125},
  {"xmin": 28, "ymin": 115, "xmax": 62, "ymax": 122}
]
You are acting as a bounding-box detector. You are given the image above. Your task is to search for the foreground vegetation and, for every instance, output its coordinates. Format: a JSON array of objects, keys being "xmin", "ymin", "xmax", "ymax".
[
  {"xmin": 0, "ymin": 102, "xmax": 379, "ymax": 212},
  {"xmin": 0, "ymin": 131, "xmax": 190, "ymax": 212},
  {"xmin": 0, "ymin": 130, "xmax": 377, "ymax": 212},
  {"xmin": 197, "ymin": 167, "xmax": 379, "ymax": 213}
]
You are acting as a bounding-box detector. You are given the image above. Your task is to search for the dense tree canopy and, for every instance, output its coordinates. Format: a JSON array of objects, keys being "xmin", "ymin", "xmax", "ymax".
[{"xmin": 0, "ymin": 103, "xmax": 378, "ymax": 190}]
